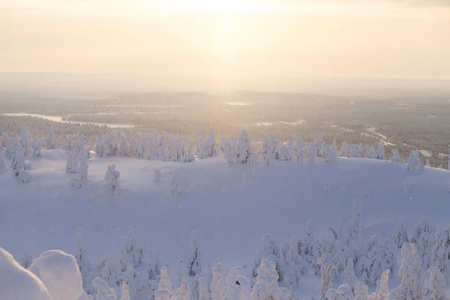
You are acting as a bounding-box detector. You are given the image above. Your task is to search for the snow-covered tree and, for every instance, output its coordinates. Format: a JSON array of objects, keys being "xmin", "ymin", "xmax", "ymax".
[
  {"xmin": 349, "ymin": 199, "xmax": 361, "ymax": 240},
  {"xmin": 281, "ymin": 234, "xmax": 307, "ymax": 287},
  {"xmin": 360, "ymin": 239, "xmax": 396, "ymax": 285},
  {"xmin": 120, "ymin": 227, "xmax": 144, "ymax": 271},
  {"xmin": 158, "ymin": 267, "xmax": 173, "ymax": 292},
  {"xmin": 66, "ymin": 148, "xmax": 78, "ymax": 173},
  {"xmin": 343, "ymin": 258, "xmax": 356, "ymax": 291},
  {"xmin": 235, "ymin": 130, "xmax": 252, "ymax": 163},
  {"xmin": 368, "ymin": 269, "xmax": 390, "ymax": 300},
  {"xmin": 304, "ymin": 220, "xmax": 315, "ymax": 264},
  {"xmin": 78, "ymin": 153, "xmax": 89, "ymax": 183},
  {"xmin": 306, "ymin": 142, "xmax": 316, "ymax": 164},
  {"xmin": 392, "ymin": 218, "xmax": 408, "ymax": 248},
  {"xmin": 261, "ymin": 133, "xmax": 278, "ymax": 164},
  {"xmin": 390, "ymin": 149, "xmax": 405, "ymax": 164},
  {"xmin": 332, "ymin": 240, "xmax": 354, "ymax": 281},
  {"xmin": 0, "ymin": 151, "xmax": 5, "ymax": 172},
  {"xmin": 157, "ymin": 131, "xmax": 168, "ymax": 161},
  {"xmin": 312, "ymin": 258, "xmax": 334, "ymax": 300},
  {"xmin": 376, "ymin": 141, "xmax": 386, "ymax": 160},
  {"xmin": 174, "ymin": 276, "xmax": 190, "ymax": 300},
  {"xmin": 211, "ymin": 259, "xmax": 225, "ymax": 300},
  {"xmin": 313, "ymin": 235, "xmax": 332, "ymax": 275},
  {"xmin": 198, "ymin": 277, "xmax": 208, "ymax": 300},
  {"xmin": 177, "ymin": 260, "xmax": 187, "ymax": 288},
  {"xmin": 407, "ymin": 150, "xmax": 424, "ymax": 174},
  {"xmin": 105, "ymin": 165, "xmax": 120, "ymax": 195},
  {"xmin": 411, "ymin": 217, "xmax": 436, "ymax": 269},
  {"xmin": 354, "ymin": 281, "xmax": 369, "ymax": 300},
  {"xmin": 253, "ymin": 233, "xmax": 281, "ymax": 279},
  {"xmin": 389, "ymin": 243, "xmax": 423, "ymax": 300},
  {"xmin": 31, "ymin": 138, "xmax": 42, "ymax": 157},
  {"xmin": 431, "ymin": 227, "xmax": 450, "ymax": 274},
  {"xmin": 120, "ymin": 136, "xmax": 129, "ymax": 157},
  {"xmin": 428, "ymin": 267, "xmax": 449, "ymax": 300},
  {"xmin": 92, "ymin": 277, "xmax": 118, "ymax": 300},
  {"xmin": 293, "ymin": 134, "xmax": 305, "ymax": 163},
  {"xmin": 187, "ymin": 230, "xmax": 202, "ymax": 276},
  {"xmin": 171, "ymin": 172, "xmax": 180, "ymax": 196},
  {"xmin": 340, "ymin": 141, "xmax": 349, "ymax": 157},
  {"xmin": 76, "ymin": 228, "xmax": 93, "ymax": 295},
  {"xmin": 250, "ymin": 259, "xmax": 281, "ymax": 300}
]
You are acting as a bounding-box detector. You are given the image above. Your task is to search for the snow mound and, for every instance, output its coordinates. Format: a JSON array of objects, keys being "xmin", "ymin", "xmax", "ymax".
[
  {"xmin": 29, "ymin": 249, "xmax": 84, "ymax": 300},
  {"xmin": 0, "ymin": 247, "xmax": 51, "ymax": 300}
]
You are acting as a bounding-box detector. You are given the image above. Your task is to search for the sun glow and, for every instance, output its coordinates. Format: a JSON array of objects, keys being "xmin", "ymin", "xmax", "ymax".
[{"xmin": 157, "ymin": 0, "xmax": 274, "ymax": 15}]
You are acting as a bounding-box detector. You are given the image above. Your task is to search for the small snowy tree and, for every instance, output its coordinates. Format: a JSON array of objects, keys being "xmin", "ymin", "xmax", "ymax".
[
  {"xmin": 235, "ymin": 130, "xmax": 252, "ymax": 163},
  {"xmin": 119, "ymin": 227, "xmax": 145, "ymax": 271},
  {"xmin": 105, "ymin": 165, "xmax": 120, "ymax": 195},
  {"xmin": 431, "ymin": 227, "xmax": 450, "ymax": 274},
  {"xmin": 392, "ymin": 218, "xmax": 409, "ymax": 248},
  {"xmin": 253, "ymin": 233, "xmax": 282, "ymax": 279},
  {"xmin": 171, "ymin": 172, "xmax": 180, "ymax": 196},
  {"xmin": 92, "ymin": 277, "xmax": 117, "ymax": 300},
  {"xmin": 407, "ymin": 150, "xmax": 424, "ymax": 174},
  {"xmin": 121, "ymin": 282, "xmax": 131, "ymax": 300},
  {"xmin": 343, "ymin": 258, "xmax": 356, "ymax": 291},
  {"xmin": 428, "ymin": 267, "xmax": 449, "ymax": 300},
  {"xmin": 376, "ymin": 141, "xmax": 386, "ymax": 160},
  {"xmin": 312, "ymin": 258, "xmax": 334, "ymax": 300},
  {"xmin": 368, "ymin": 269, "xmax": 390, "ymax": 300},
  {"xmin": 250, "ymin": 259, "xmax": 281, "ymax": 300},
  {"xmin": 261, "ymin": 133, "xmax": 278, "ymax": 165},
  {"xmin": 304, "ymin": 220, "xmax": 315, "ymax": 264},
  {"xmin": 31, "ymin": 138, "xmax": 42, "ymax": 157},
  {"xmin": 187, "ymin": 230, "xmax": 202, "ymax": 276},
  {"xmin": 66, "ymin": 148, "xmax": 78, "ymax": 173},
  {"xmin": 174, "ymin": 276, "xmax": 191, "ymax": 300},
  {"xmin": 293, "ymin": 134, "xmax": 305, "ymax": 163},
  {"xmin": 411, "ymin": 217, "xmax": 436, "ymax": 269},
  {"xmin": 389, "ymin": 243, "xmax": 423, "ymax": 300},
  {"xmin": 47, "ymin": 127, "xmax": 59, "ymax": 149},
  {"xmin": 349, "ymin": 199, "xmax": 362, "ymax": 240},
  {"xmin": 76, "ymin": 228, "xmax": 93, "ymax": 295},
  {"xmin": 390, "ymin": 149, "xmax": 405, "ymax": 164},
  {"xmin": 211, "ymin": 259, "xmax": 225, "ymax": 300}
]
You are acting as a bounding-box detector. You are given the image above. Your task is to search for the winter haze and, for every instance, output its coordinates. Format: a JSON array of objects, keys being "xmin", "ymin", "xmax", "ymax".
[{"xmin": 1, "ymin": 0, "xmax": 450, "ymax": 300}]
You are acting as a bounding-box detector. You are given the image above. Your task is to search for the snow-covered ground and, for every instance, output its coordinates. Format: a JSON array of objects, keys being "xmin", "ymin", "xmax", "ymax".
[{"xmin": 1, "ymin": 148, "xmax": 449, "ymax": 298}]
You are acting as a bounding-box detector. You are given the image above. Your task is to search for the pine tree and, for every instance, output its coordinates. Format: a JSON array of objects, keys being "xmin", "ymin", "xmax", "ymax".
[
  {"xmin": 389, "ymin": 243, "xmax": 423, "ymax": 300},
  {"xmin": 187, "ymin": 230, "xmax": 202, "ymax": 276}
]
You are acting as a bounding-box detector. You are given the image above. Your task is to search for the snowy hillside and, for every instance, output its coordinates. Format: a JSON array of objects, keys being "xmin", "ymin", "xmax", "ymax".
[{"xmin": 0, "ymin": 129, "xmax": 450, "ymax": 299}]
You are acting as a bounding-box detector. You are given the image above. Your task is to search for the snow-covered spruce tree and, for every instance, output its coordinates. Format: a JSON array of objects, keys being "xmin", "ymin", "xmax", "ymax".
[
  {"xmin": 31, "ymin": 138, "xmax": 42, "ymax": 157},
  {"xmin": 293, "ymin": 134, "xmax": 305, "ymax": 163},
  {"xmin": 407, "ymin": 150, "xmax": 424, "ymax": 174},
  {"xmin": 171, "ymin": 172, "xmax": 180, "ymax": 196},
  {"xmin": 198, "ymin": 277, "xmax": 208, "ymax": 300},
  {"xmin": 253, "ymin": 233, "xmax": 282, "ymax": 280},
  {"xmin": 390, "ymin": 149, "xmax": 405, "ymax": 164},
  {"xmin": 313, "ymin": 235, "xmax": 332, "ymax": 275},
  {"xmin": 354, "ymin": 281, "xmax": 369, "ymax": 300},
  {"xmin": 431, "ymin": 227, "xmax": 450, "ymax": 274},
  {"xmin": 411, "ymin": 217, "xmax": 436, "ymax": 269},
  {"xmin": 343, "ymin": 258, "xmax": 356, "ymax": 291},
  {"xmin": 340, "ymin": 141, "xmax": 349, "ymax": 157},
  {"xmin": 78, "ymin": 152, "xmax": 89, "ymax": 183},
  {"xmin": 157, "ymin": 131, "xmax": 168, "ymax": 161},
  {"xmin": 120, "ymin": 135, "xmax": 129, "ymax": 157},
  {"xmin": 76, "ymin": 228, "xmax": 93, "ymax": 295},
  {"xmin": 205, "ymin": 130, "xmax": 217, "ymax": 158},
  {"xmin": 276, "ymin": 140, "xmax": 291, "ymax": 161},
  {"xmin": 5, "ymin": 138, "xmax": 14, "ymax": 159},
  {"xmin": 312, "ymin": 258, "xmax": 334, "ymax": 300},
  {"xmin": 136, "ymin": 137, "xmax": 147, "ymax": 159},
  {"xmin": 331, "ymin": 240, "xmax": 354, "ymax": 281},
  {"xmin": 220, "ymin": 138, "xmax": 235, "ymax": 164},
  {"xmin": 187, "ymin": 230, "xmax": 202, "ymax": 276},
  {"xmin": 146, "ymin": 135, "xmax": 158, "ymax": 160},
  {"xmin": 105, "ymin": 165, "xmax": 120, "ymax": 195},
  {"xmin": 281, "ymin": 234, "xmax": 307, "ymax": 287},
  {"xmin": 360, "ymin": 239, "xmax": 396, "ymax": 285},
  {"xmin": 66, "ymin": 148, "xmax": 78, "ymax": 173},
  {"xmin": 303, "ymin": 220, "xmax": 315, "ymax": 264},
  {"xmin": 92, "ymin": 277, "xmax": 118, "ymax": 300},
  {"xmin": 211, "ymin": 259, "xmax": 225, "ymax": 300},
  {"xmin": 389, "ymin": 243, "xmax": 424, "ymax": 300},
  {"xmin": 0, "ymin": 151, "xmax": 5, "ymax": 172},
  {"xmin": 119, "ymin": 227, "xmax": 145, "ymax": 271},
  {"xmin": 367, "ymin": 269, "xmax": 390, "ymax": 300},
  {"xmin": 349, "ymin": 199, "xmax": 361, "ymax": 240},
  {"xmin": 261, "ymin": 132, "xmax": 278, "ymax": 165},
  {"xmin": 175, "ymin": 276, "xmax": 191, "ymax": 300},
  {"xmin": 121, "ymin": 282, "xmax": 131, "ymax": 300},
  {"xmin": 155, "ymin": 266, "xmax": 174, "ymax": 300},
  {"xmin": 428, "ymin": 267, "xmax": 449, "ymax": 300},
  {"xmin": 306, "ymin": 142, "xmax": 316, "ymax": 164},
  {"xmin": 391, "ymin": 218, "xmax": 409, "ymax": 248},
  {"xmin": 250, "ymin": 259, "xmax": 281, "ymax": 300},
  {"xmin": 177, "ymin": 259, "xmax": 187, "ymax": 287},
  {"xmin": 376, "ymin": 141, "xmax": 386, "ymax": 160},
  {"xmin": 234, "ymin": 130, "xmax": 252, "ymax": 163},
  {"xmin": 220, "ymin": 266, "xmax": 244, "ymax": 300},
  {"xmin": 19, "ymin": 127, "xmax": 32, "ymax": 156}
]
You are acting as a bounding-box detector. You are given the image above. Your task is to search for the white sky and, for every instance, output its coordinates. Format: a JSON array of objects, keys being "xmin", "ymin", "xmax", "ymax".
[{"xmin": 1, "ymin": 0, "xmax": 450, "ymax": 91}]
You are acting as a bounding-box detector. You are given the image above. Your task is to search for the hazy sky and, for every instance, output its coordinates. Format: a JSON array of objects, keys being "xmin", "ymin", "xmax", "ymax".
[{"xmin": 1, "ymin": 0, "xmax": 450, "ymax": 91}]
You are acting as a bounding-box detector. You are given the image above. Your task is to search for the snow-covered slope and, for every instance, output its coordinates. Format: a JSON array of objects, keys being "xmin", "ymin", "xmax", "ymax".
[{"xmin": 0, "ymin": 149, "xmax": 449, "ymax": 298}]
